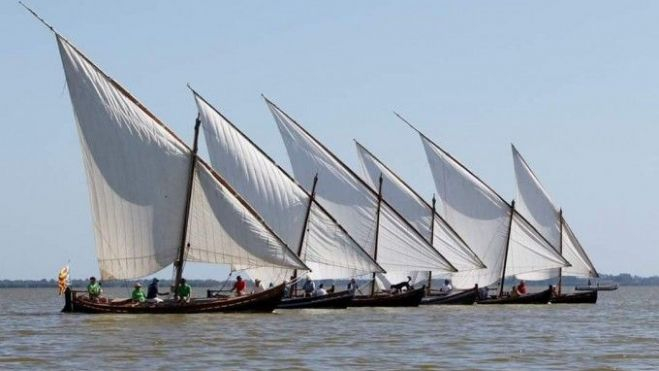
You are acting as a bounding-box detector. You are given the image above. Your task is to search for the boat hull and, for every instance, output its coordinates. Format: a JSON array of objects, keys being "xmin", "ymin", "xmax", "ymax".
[
  {"xmin": 551, "ymin": 289, "xmax": 598, "ymax": 304},
  {"xmin": 277, "ymin": 290, "xmax": 354, "ymax": 309},
  {"xmin": 422, "ymin": 287, "xmax": 478, "ymax": 305},
  {"xmin": 350, "ymin": 286, "xmax": 425, "ymax": 307},
  {"xmin": 478, "ymin": 287, "xmax": 553, "ymax": 305},
  {"xmin": 62, "ymin": 284, "xmax": 285, "ymax": 314}
]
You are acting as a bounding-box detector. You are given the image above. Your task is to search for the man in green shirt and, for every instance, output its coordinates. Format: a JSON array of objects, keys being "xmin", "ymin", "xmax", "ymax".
[
  {"xmin": 131, "ymin": 282, "xmax": 146, "ymax": 303},
  {"xmin": 177, "ymin": 278, "xmax": 191, "ymax": 303},
  {"xmin": 87, "ymin": 276, "xmax": 102, "ymax": 302}
]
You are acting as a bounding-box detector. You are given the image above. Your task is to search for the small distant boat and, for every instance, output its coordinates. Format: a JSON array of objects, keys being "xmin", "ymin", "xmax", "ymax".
[
  {"xmin": 478, "ymin": 287, "xmax": 553, "ymax": 305},
  {"xmin": 575, "ymin": 283, "xmax": 618, "ymax": 291},
  {"xmin": 421, "ymin": 286, "xmax": 479, "ymax": 305},
  {"xmin": 350, "ymin": 287, "xmax": 425, "ymax": 307},
  {"xmin": 277, "ymin": 291, "xmax": 355, "ymax": 309}
]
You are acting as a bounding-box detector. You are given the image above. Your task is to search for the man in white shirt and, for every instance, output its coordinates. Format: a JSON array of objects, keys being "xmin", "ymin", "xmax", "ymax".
[
  {"xmin": 440, "ymin": 279, "xmax": 453, "ymax": 294},
  {"xmin": 252, "ymin": 279, "xmax": 265, "ymax": 294},
  {"xmin": 315, "ymin": 283, "xmax": 328, "ymax": 296}
]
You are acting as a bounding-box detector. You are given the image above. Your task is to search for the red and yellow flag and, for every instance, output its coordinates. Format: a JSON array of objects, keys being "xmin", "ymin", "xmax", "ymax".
[{"xmin": 57, "ymin": 265, "xmax": 69, "ymax": 295}]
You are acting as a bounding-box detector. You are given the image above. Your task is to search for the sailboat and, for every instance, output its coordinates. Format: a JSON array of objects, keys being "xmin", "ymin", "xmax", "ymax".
[
  {"xmin": 355, "ymin": 141, "xmax": 485, "ymax": 305},
  {"xmin": 28, "ymin": 8, "xmax": 310, "ymax": 314},
  {"xmin": 191, "ymin": 89, "xmax": 385, "ymax": 309},
  {"xmin": 400, "ymin": 114, "xmax": 570, "ymax": 304},
  {"xmin": 511, "ymin": 145, "xmax": 599, "ymax": 304},
  {"xmin": 264, "ymin": 98, "xmax": 458, "ymax": 307}
]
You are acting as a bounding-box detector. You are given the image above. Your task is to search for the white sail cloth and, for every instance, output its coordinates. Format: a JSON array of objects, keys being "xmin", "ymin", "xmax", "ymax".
[
  {"xmin": 58, "ymin": 37, "xmax": 190, "ymax": 280},
  {"xmin": 186, "ymin": 161, "xmax": 306, "ymax": 272},
  {"xmin": 561, "ymin": 221, "xmax": 598, "ymax": 278},
  {"xmin": 58, "ymin": 36, "xmax": 306, "ymax": 280},
  {"xmin": 356, "ymin": 142, "xmax": 484, "ymax": 272},
  {"xmin": 512, "ymin": 146, "xmax": 597, "ymax": 279},
  {"xmin": 420, "ymin": 135, "xmax": 568, "ymax": 289},
  {"xmin": 195, "ymin": 93, "xmax": 383, "ymax": 280},
  {"xmin": 267, "ymin": 100, "xmax": 456, "ymax": 274}
]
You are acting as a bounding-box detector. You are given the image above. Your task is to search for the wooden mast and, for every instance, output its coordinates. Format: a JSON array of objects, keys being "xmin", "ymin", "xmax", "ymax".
[
  {"xmin": 427, "ymin": 195, "xmax": 436, "ymax": 295},
  {"xmin": 557, "ymin": 209, "xmax": 564, "ymax": 296},
  {"xmin": 173, "ymin": 117, "xmax": 201, "ymax": 298},
  {"xmin": 370, "ymin": 174, "xmax": 384, "ymax": 296},
  {"xmin": 290, "ymin": 174, "xmax": 318, "ymax": 297},
  {"xmin": 498, "ymin": 200, "xmax": 516, "ymax": 298}
]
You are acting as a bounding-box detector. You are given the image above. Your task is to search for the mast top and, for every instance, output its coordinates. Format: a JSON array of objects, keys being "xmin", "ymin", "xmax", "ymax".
[{"xmin": 19, "ymin": 2, "xmax": 56, "ymax": 33}]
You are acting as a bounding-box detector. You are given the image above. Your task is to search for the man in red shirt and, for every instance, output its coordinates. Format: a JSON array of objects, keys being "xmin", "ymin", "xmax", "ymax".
[
  {"xmin": 232, "ymin": 276, "xmax": 246, "ymax": 296},
  {"xmin": 515, "ymin": 280, "xmax": 528, "ymax": 296}
]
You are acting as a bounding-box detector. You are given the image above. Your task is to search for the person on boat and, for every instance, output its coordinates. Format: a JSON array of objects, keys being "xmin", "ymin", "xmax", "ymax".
[
  {"xmin": 131, "ymin": 282, "xmax": 146, "ymax": 303},
  {"xmin": 283, "ymin": 279, "xmax": 290, "ymax": 297},
  {"xmin": 87, "ymin": 276, "xmax": 102, "ymax": 302},
  {"xmin": 232, "ymin": 275, "xmax": 247, "ymax": 296},
  {"xmin": 478, "ymin": 286, "xmax": 490, "ymax": 300},
  {"xmin": 347, "ymin": 278, "xmax": 358, "ymax": 293},
  {"xmin": 315, "ymin": 283, "xmax": 328, "ymax": 296},
  {"xmin": 440, "ymin": 279, "xmax": 453, "ymax": 294},
  {"xmin": 550, "ymin": 285, "xmax": 559, "ymax": 298},
  {"xmin": 303, "ymin": 277, "xmax": 315, "ymax": 297},
  {"xmin": 147, "ymin": 278, "xmax": 168, "ymax": 303},
  {"xmin": 252, "ymin": 279, "xmax": 264, "ymax": 294},
  {"xmin": 177, "ymin": 278, "xmax": 192, "ymax": 303},
  {"xmin": 515, "ymin": 281, "xmax": 528, "ymax": 296},
  {"xmin": 510, "ymin": 285, "xmax": 519, "ymax": 297},
  {"xmin": 327, "ymin": 284, "xmax": 335, "ymax": 294}
]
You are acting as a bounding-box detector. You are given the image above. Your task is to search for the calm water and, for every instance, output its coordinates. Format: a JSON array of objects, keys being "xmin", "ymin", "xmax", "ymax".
[{"xmin": 0, "ymin": 286, "xmax": 658, "ymax": 370}]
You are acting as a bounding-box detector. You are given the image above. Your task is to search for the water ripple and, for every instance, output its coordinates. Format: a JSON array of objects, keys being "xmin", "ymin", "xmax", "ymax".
[{"xmin": 0, "ymin": 287, "xmax": 658, "ymax": 369}]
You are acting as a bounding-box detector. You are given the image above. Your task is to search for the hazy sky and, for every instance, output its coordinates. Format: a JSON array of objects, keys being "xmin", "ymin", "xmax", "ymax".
[{"xmin": 2, "ymin": 1, "xmax": 657, "ymax": 279}]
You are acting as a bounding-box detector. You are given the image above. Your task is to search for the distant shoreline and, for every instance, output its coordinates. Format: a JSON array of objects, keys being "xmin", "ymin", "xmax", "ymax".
[{"xmin": 1, "ymin": 273, "xmax": 657, "ymax": 288}]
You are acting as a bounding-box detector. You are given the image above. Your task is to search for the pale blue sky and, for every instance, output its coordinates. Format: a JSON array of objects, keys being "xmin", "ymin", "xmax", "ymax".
[{"xmin": 2, "ymin": 1, "xmax": 657, "ymax": 279}]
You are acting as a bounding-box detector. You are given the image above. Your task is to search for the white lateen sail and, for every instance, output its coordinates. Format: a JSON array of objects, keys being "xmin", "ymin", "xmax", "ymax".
[
  {"xmin": 417, "ymin": 127, "xmax": 568, "ymax": 289},
  {"xmin": 356, "ymin": 141, "xmax": 485, "ymax": 273},
  {"xmin": 186, "ymin": 160, "xmax": 307, "ymax": 271},
  {"xmin": 266, "ymin": 98, "xmax": 456, "ymax": 276},
  {"xmin": 57, "ymin": 35, "xmax": 307, "ymax": 281},
  {"xmin": 512, "ymin": 145, "xmax": 598, "ymax": 280},
  {"xmin": 193, "ymin": 91, "xmax": 383, "ymax": 285}
]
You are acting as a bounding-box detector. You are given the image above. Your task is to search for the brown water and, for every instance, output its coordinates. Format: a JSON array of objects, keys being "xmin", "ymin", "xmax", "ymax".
[{"xmin": 1, "ymin": 287, "xmax": 658, "ymax": 370}]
